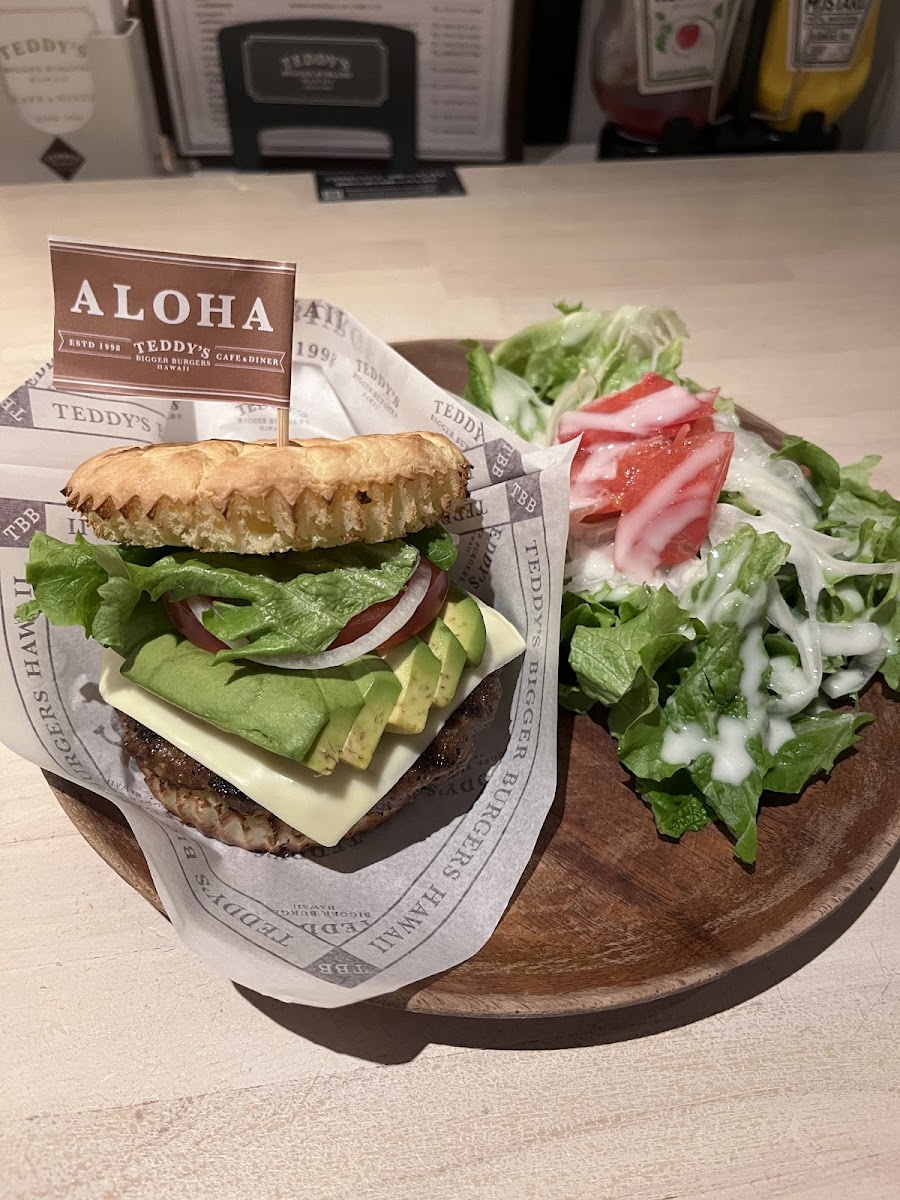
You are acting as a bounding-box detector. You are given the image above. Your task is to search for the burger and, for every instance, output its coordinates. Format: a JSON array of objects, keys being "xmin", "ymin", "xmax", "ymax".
[{"xmin": 16, "ymin": 433, "xmax": 525, "ymax": 853}]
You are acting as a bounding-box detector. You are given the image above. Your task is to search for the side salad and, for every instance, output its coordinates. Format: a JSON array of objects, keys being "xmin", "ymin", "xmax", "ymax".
[{"xmin": 465, "ymin": 303, "xmax": 900, "ymax": 864}]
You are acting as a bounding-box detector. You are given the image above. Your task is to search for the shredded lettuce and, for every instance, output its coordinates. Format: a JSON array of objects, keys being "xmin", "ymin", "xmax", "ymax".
[
  {"xmin": 462, "ymin": 340, "xmax": 547, "ymax": 440},
  {"xmin": 464, "ymin": 302, "xmax": 689, "ymax": 447}
]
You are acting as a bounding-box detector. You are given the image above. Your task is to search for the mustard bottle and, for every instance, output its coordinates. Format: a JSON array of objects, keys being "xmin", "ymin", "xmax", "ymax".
[{"xmin": 756, "ymin": 0, "xmax": 881, "ymax": 132}]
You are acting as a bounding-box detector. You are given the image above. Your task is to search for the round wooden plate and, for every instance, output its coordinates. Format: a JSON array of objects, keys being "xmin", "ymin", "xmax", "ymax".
[{"xmin": 44, "ymin": 339, "xmax": 900, "ymax": 1019}]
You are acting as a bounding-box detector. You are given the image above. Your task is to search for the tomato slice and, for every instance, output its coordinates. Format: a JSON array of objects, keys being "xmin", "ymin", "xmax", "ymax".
[
  {"xmin": 329, "ymin": 562, "xmax": 450, "ymax": 652},
  {"xmin": 570, "ymin": 433, "xmax": 672, "ymax": 522},
  {"xmin": 685, "ymin": 413, "xmax": 715, "ymax": 437},
  {"xmin": 568, "ymin": 437, "xmax": 633, "ymax": 520},
  {"xmin": 377, "ymin": 564, "xmax": 449, "ymax": 650},
  {"xmin": 558, "ymin": 373, "xmax": 718, "ymax": 444},
  {"xmin": 164, "ymin": 595, "xmax": 229, "ymax": 653},
  {"xmin": 613, "ymin": 431, "xmax": 734, "ymax": 577},
  {"xmin": 328, "ymin": 594, "xmax": 403, "ymax": 649},
  {"xmin": 579, "ymin": 372, "xmax": 675, "ymax": 415},
  {"xmin": 166, "ymin": 565, "xmax": 452, "ymax": 659}
]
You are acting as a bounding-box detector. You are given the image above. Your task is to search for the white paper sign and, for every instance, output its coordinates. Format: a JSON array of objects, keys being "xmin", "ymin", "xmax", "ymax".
[{"xmin": 0, "ymin": 303, "xmax": 574, "ymax": 1007}]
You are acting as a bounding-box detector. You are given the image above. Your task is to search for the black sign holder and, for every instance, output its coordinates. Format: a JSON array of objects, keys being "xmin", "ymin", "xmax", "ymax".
[{"xmin": 219, "ymin": 19, "xmax": 418, "ymax": 172}]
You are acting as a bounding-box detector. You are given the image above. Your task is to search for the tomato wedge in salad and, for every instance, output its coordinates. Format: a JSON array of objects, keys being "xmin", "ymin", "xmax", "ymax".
[
  {"xmin": 564, "ymin": 372, "xmax": 722, "ymax": 526},
  {"xmin": 613, "ymin": 430, "xmax": 734, "ymax": 577},
  {"xmin": 558, "ymin": 372, "xmax": 718, "ymax": 444},
  {"xmin": 570, "ymin": 433, "xmax": 671, "ymax": 521}
]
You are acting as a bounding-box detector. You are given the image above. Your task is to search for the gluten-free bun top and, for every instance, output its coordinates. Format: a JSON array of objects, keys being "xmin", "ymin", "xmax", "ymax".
[{"xmin": 64, "ymin": 433, "xmax": 470, "ymax": 554}]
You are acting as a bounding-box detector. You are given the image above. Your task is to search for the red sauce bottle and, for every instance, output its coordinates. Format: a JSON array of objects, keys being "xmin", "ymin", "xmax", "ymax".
[{"xmin": 592, "ymin": 0, "xmax": 742, "ymax": 143}]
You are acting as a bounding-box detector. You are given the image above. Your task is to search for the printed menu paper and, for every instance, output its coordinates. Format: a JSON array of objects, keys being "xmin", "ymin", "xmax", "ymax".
[
  {"xmin": 0, "ymin": 303, "xmax": 574, "ymax": 1006},
  {"xmin": 50, "ymin": 239, "xmax": 296, "ymax": 407},
  {"xmin": 152, "ymin": 0, "xmax": 515, "ymax": 161}
]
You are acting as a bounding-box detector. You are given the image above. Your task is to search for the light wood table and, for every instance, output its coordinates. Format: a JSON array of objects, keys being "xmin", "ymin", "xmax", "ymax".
[{"xmin": 2, "ymin": 154, "xmax": 899, "ymax": 1200}]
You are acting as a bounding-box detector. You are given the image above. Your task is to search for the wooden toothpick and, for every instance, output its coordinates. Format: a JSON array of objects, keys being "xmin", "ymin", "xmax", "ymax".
[{"xmin": 277, "ymin": 407, "xmax": 289, "ymax": 447}]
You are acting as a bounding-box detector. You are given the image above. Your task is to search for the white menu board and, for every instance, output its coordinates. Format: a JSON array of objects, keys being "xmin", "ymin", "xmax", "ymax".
[{"xmin": 152, "ymin": 0, "xmax": 515, "ymax": 161}]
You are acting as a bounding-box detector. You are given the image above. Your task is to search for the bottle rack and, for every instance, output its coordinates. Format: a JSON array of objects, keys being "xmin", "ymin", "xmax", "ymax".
[
  {"xmin": 598, "ymin": 0, "xmax": 844, "ymax": 160},
  {"xmin": 0, "ymin": 19, "xmax": 163, "ymax": 185}
]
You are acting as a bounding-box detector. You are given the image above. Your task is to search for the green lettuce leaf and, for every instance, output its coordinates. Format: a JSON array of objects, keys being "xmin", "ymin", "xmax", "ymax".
[
  {"xmin": 763, "ymin": 710, "xmax": 874, "ymax": 793},
  {"xmin": 17, "ymin": 531, "xmax": 420, "ymax": 660},
  {"xmin": 461, "ymin": 340, "xmax": 495, "ymax": 415},
  {"xmin": 559, "ymin": 589, "xmax": 617, "ymax": 644},
  {"xmin": 686, "ymin": 525, "xmax": 790, "ymax": 630},
  {"xmin": 462, "ymin": 339, "xmax": 547, "ymax": 439},
  {"xmin": 557, "ymin": 682, "xmax": 596, "ymax": 714},
  {"xmin": 14, "ymin": 531, "xmax": 107, "ymax": 632},
  {"xmin": 488, "ymin": 304, "xmax": 687, "ymax": 405},
  {"xmin": 463, "ymin": 304, "xmax": 695, "ymax": 449},
  {"xmin": 826, "ymin": 455, "xmax": 900, "ymax": 532},
  {"xmin": 405, "ymin": 525, "xmax": 458, "ymax": 571},
  {"xmin": 691, "ymin": 746, "xmax": 766, "ymax": 864},
  {"xmin": 603, "ymin": 529, "xmax": 792, "ymax": 863},
  {"xmin": 850, "ymin": 516, "xmax": 900, "ymax": 565},
  {"xmin": 489, "ymin": 365, "xmax": 548, "ymax": 441},
  {"xmin": 612, "ymin": 668, "xmax": 675, "ymax": 780},
  {"xmin": 616, "ymin": 622, "xmax": 771, "ymax": 864},
  {"xmin": 553, "ymin": 298, "xmax": 585, "ymax": 315},
  {"xmin": 568, "ymin": 586, "xmax": 693, "ymax": 708},
  {"xmin": 638, "ymin": 777, "xmax": 715, "ymax": 838},
  {"xmin": 774, "ymin": 435, "xmax": 840, "ymax": 511}
]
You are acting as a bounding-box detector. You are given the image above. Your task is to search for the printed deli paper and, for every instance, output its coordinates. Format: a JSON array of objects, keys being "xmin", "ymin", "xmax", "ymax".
[{"xmin": 0, "ymin": 303, "xmax": 574, "ymax": 1007}]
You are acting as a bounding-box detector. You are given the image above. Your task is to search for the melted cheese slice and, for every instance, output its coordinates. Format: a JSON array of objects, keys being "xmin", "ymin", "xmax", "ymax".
[{"xmin": 99, "ymin": 599, "xmax": 525, "ymax": 847}]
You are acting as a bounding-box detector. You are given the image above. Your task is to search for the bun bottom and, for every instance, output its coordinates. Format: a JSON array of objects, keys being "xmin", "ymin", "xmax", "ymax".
[{"xmin": 118, "ymin": 671, "xmax": 501, "ymax": 855}]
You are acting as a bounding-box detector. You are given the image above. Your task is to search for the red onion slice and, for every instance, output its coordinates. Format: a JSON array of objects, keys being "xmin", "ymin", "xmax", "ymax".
[{"xmin": 189, "ymin": 559, "xmax": 432, "ymax": 670}]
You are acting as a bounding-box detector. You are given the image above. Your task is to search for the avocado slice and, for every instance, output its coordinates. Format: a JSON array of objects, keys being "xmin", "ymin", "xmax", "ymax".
[
  {"xmin": 440, "ymin": 584, "xmax": 487, "ymax": 667},
  {"xmin": 303, "ymin": 670, "xmax": 366, "ymax": 776},
  {"xmin": 120, "ymin": 602, "xmax": 329, "ymax": 763},
  {"xmin": 380, "ymin": 636, "xmax": 442, "ymax": 734},
  {"xmin": 423, "ymin": 617, "xmax": 467, "ymax": 708},
  {"xmin": 339, "ymin": 655, "xmax": 402, "ymax": 769}
]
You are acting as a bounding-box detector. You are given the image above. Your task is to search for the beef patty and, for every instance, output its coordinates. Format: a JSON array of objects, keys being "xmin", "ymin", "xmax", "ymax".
[{"xmin": 117, "ymin": 671, "xmax": 502, "ymax": 855}]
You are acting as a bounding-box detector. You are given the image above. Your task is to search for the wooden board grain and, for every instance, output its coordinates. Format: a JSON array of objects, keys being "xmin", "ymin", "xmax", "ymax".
[{"xmin": 43, "ymin": 338, "xmax": 900, "ymax": 1018}]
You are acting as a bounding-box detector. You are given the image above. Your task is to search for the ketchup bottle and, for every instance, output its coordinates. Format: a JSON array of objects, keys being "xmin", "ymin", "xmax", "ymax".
[{"xmin": 592, "ymin": 0, "xmax": 744, "ymax": 143}]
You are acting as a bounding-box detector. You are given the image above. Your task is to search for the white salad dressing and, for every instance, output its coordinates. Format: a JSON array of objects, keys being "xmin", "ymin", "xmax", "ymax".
[
  {"xmin": 711, "ymin": 718, "xmax": 757, "ymax": 786},
  {"xmin": 766, "ymin": 716, "xmax": 795, "ymax": 755},
  {"xmin": 819, "ymin": 620, "xmax": 883, "ymax": 657},
  {"xmin": 835, "ymin": 584, "xmax": 865, "ymax": 615},
  {"xmin": 717, "ymin": 421, "xmax": 821, "ymax": 527},
  {"xmin": 822, "ymin": 647, "xmax": 887, "ymax": 699},
  {"xmin": 662, "ymin": 623, "xmax": 773, "ymax": 785},
  {"xmin": 661, "ymin": 724, "xmax": 710, "ymax": 763}
]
